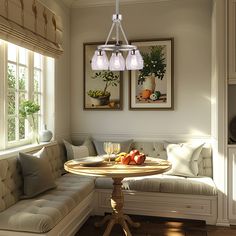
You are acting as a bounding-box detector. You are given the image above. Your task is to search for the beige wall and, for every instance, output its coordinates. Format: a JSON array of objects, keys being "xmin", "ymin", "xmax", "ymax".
[
  {"xmin": 40, "ymin": 0, "xmax": 71, "ymax": 141},
  {"xmin": 70, "ymin": 0, "xmax": 212, "ymax": 139}
]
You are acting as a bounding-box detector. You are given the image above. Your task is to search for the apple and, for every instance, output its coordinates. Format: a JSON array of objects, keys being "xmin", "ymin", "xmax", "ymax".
[
  {"xmin": 129, "ymin": 160, "xmax": 136, "ymax": 165},
  {"xmin": 129, "ymin": 150, "xmax": 140, "ymax": 160},
  {"xmin": 121, "ymin": 154, "xmax": 131, "ymax": 165},
  {"xmin": 134, "ymin": 154, "xmax": 146, "ymax": 165}
]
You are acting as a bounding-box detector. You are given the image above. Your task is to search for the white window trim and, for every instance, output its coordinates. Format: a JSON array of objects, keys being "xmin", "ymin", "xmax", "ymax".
[{"xmin": 0, "ymin": 40, "xmax": 55, "ymax": 151}]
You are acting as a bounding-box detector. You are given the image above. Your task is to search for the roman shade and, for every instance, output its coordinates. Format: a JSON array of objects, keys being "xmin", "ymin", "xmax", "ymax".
[{"xmin": 0, "ymin": 0, "xmax": 63, "ymax": 57}]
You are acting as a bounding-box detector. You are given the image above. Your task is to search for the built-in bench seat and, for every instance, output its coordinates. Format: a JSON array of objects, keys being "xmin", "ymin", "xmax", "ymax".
[
  {"xmin": 0, "ymin": 174, "xmax": 94, "ymax": 234},
  {"xmin": 92, "ymin": 140, "xmax": 217, "ymax": 225},
  {"xmin": 0, "ymin": 143, "xmax": 95, "ymax": 236},
  {"xmin": 0, "ymin": 140, "xmax": 217, "ymax": 236}
]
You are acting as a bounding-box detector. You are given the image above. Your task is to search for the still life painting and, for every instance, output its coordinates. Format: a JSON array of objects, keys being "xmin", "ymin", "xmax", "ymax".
[
  {"xmin": 83, "ymin": 42, "xmax": 123, "ymax": 110},
  {"xmin": 129, "ymin": 39, "xmax": 173, "ymax": 110}
]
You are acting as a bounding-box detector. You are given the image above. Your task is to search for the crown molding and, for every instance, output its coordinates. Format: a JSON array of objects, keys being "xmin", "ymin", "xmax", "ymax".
[{"xmin": 68, "ymin": 0, "xmax": 173, "ymax": 8}]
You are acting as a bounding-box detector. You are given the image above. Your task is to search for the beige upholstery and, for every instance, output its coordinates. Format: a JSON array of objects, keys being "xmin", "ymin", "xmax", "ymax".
[
  {"xmin": 130, "ymin": 142, "xmax": 168, "ymax": 160},
  {"xmin": 0, "ymin": 174, "xmax": 94, "ymax": 233},
  {"xmin": 41, "ymin": 144, "xmax": 65, "ymax": 180},
  {"xmin": 198, "ymin": 146, "xmax": 213, "ymax": 177},
  {"xmin": 0, "ymin": 157, "xmax": 23, "ymax": 212},
  {"xmin": 130, "ymin": 142, "xmax": 213, "ymax": 177},
  {"xmin": 95, "ymin": 174, "xmax": 217, "ymax": 196},
  {"xmin": 159, "ymin": 175, "xmax": 216, "ymax": 195}
]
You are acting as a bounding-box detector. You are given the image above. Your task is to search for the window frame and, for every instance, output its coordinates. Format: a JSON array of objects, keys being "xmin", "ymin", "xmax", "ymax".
[{"xmin": 0, "ymin": 41, "xmax": 46, "ymax": 150}]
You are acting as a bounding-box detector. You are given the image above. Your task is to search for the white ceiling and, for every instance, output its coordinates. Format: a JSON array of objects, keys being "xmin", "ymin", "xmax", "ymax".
[{"xmin": 61, "ymin": 0, "xmax": 170, "ymax": 8}]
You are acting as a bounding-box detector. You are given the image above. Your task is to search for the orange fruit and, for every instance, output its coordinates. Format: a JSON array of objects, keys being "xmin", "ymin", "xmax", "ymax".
[{"xmin": 142, "ymin": 89, "xmax": 152, "ymax": 99}]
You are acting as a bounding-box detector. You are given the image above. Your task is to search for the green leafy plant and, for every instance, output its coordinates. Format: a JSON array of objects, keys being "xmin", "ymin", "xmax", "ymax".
[
  {"xmin": 19, "ymin": 100, "xmax": 40, "ymax": 144},
  {"xmin": 138, "ymin": 46, "xmax": 167, "ymax": 85},
  {"xmin": 87, "ymin": 71, "xmax": 119, "ymax": 98}
]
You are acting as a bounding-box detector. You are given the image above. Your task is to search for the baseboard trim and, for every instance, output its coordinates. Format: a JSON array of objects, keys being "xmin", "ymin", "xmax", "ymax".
[{"xmin": 216, "ymin": 220, "xmax": 231, "ymax": 227}]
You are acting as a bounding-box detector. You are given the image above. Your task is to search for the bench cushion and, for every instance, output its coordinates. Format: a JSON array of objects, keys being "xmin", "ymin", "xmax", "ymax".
[
  {"xmin": 95, "ymin": 175, "xmax": 217, "ymax": 196},
  {"xmin": 0, "ymin": 174, "xmax": 94, "ymax": 233}
]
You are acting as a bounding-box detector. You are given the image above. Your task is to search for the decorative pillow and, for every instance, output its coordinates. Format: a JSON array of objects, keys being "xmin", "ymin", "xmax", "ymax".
[
  {"xmin": 82, "ymin": 137, "xmax": 97, "ymax": 156},
  {"xmin": 93, "ymin": 139, "xmax": 133, "ymax": 155},
  {"xmin": 19, "ymin": 148, "xmax": 56, "ymax": 198},
  {"xmin": 63, "ymin": 140, "xmax": 89, "ymax": 160},
  {"xmin": 165, "ymin": 143, "xmax": 204, "ymax": 177}
]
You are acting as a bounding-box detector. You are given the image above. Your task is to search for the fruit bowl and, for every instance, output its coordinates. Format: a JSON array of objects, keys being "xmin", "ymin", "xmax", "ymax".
[{"xmin": 115, "ymin": 150, "xmax": 146, "ymax": 165}]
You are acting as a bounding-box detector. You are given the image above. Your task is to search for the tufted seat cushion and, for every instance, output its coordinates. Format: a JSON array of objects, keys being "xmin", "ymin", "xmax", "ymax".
[
  {"xmin": 95, "ymin": 174, "xmax": 217, "ymax": 196},
  {"xmin": 0, "ymin": 174, "xmax": 95, "ymax": 233}
]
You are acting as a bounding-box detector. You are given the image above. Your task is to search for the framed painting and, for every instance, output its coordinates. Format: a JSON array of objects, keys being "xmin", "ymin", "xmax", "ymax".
[
  {"xmin": 83, "ymin": 42, "xmax": 123, "ymax": 110},
  {"xmin": 129, "ymin": 38, "xmax": 174, "ymax": 110}
]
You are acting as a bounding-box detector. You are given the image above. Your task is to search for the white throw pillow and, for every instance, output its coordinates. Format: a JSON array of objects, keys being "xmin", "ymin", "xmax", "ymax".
[
  {"xmin": 166, "ymin": 143, "xmax": 204, "ymax": 177},
  {"xmin": 63, "ymin": 140, "xmax": 89, "ymax": 160}
]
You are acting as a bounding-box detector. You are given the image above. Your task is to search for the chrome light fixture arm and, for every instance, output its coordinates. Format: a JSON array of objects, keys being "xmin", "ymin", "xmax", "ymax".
[
  {"xmin": 99, "ymin": 0, "xmax": 136, "ymax": 52},
  {"xmin": 91, "ymin": 0, "xmax": 143, "ymax": 71}
]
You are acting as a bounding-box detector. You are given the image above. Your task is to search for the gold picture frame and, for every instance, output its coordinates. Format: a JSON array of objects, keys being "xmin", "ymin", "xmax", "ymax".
[
  {"xmin": 83, "ymin": 42, "xmax": 123, "ymax": 110},
  {"xmin": 129, "ymin": 38, "xmax": 174, "ymax": 110}
]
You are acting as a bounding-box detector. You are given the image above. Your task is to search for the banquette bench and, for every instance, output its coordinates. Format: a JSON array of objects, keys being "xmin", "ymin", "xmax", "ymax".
[
  {"xmin": 0, "ymin": 142, "xmax": 95, "ymax": 236},
  {"xmin": 0, "ymin": 140, "xmax": 217, "ymax": 235},
  {"xmin": 93, "ymin": 140, "xmax": 217, "ymax": 225}
]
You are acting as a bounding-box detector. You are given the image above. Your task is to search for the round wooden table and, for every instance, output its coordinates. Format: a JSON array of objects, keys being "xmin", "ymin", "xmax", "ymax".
[{"xmin": 64, "ymin": 157, "xmax": 171, "ymax": 236}]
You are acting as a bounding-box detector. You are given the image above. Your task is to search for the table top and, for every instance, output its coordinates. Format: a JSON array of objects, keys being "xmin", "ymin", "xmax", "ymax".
[{"xmin": 64, "ymin": 157, "xmax": 171, "ymax": 178}]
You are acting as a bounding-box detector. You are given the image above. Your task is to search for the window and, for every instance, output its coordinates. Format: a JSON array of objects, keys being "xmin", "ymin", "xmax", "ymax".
[{"xmin": 0, "ymin": 41, "xmax": 54, "ymax": 150}]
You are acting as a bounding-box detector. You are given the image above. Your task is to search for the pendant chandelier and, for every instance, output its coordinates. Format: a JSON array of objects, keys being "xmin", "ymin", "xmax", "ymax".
[{"xmin": 91, "ymin": 0, "xmax": 144, "ymax": 71}]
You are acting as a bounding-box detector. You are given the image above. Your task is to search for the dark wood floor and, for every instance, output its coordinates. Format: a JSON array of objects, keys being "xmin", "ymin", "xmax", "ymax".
[{"xmin": 76, "ymin": 215, "xmax": 236, "ymax": 236}]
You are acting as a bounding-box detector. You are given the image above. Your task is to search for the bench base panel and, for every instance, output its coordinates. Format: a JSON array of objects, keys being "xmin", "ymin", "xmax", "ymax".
[{"xmin": 93, "ymin": 189, "xmax": 217, "ymax": 225}]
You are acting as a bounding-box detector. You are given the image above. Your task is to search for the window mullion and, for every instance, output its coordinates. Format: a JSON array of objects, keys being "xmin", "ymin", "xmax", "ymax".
[
  {"xmin": 0, "ymin": 41, "xmax": 6, "ymax": 149},
  {"xmin": 15, "ymin": 47, "xmax": 20, "ymax": 141},
  {"xmin": 28, "ymin": 52, "xmax": 34, "ymax": 100}
]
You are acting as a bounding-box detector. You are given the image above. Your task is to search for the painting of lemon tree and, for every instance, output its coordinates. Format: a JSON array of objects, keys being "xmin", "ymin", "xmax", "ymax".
[
  {"xmin": 129, "ymin": 39, "xmax": 173, "ymax": 110},
  {"xmin": 83, "ymin": 42, "xmax": 123, "ymax": 110}
]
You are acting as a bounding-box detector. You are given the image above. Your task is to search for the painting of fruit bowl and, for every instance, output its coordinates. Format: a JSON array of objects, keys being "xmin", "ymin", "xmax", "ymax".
[
  {"xmin": 129, "ymin": 39, "xmax": 174, "ymax": 110},
  {"xmin": 83, "ymin": 42, "xmax": 123, "ymax": 110}
]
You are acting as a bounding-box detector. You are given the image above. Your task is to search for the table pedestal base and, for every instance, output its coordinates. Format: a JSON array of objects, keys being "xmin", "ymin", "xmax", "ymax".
[{"xmin": 95, "ymin": 178, "xmax": 140, "ymax": 236}]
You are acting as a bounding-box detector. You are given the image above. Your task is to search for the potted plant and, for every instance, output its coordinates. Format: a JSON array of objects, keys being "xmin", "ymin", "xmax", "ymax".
[
  {"xmin": 138, "ymin": 46, "xmax": 166, "ymax": 93},
  {"xmin": 87, "ymin": 71, "xmax": 119, "ymax": 106},
  {"xmin": 19, "ymin": 100, "xmax": 40, "ymax": 144}
]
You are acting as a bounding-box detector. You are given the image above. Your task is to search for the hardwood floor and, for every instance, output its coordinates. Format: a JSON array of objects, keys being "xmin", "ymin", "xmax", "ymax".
[{"xmin": 76, "ymin": 215, "xmax": 236, "ymax": 236}]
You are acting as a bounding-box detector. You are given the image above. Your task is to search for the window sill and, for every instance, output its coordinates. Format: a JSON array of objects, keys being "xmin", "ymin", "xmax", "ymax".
[{"xmin": 0, "ymin": 141, "xmax": 57, "ymax": 159}]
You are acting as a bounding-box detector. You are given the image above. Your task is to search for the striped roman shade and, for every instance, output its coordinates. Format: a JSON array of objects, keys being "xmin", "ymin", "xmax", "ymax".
[{"xmin": 0, "ymin": 0, "xmax": 63, "ymax": 57}]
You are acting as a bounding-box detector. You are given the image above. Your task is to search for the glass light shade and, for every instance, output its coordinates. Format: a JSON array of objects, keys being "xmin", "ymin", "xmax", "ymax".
[
  {"xmin": 91, "ymin": 50, "xmax": 109, "ymax": 70},
  {"xmin": 126, "ymin": 50, "xmax": 144, "ymax": 70},
  {"xmin": 109, "ymin": 52, "xmax": 125, "ymax": 71}
]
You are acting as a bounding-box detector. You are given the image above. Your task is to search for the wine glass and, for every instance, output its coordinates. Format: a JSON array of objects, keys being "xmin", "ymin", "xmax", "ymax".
[
  {"xmin": 103, "ymin": 142, "xmax": 113, "ymax": 163},
  {"xmin": 112, "ymin": 143, "xmax": 121, "ymax": 157}
]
